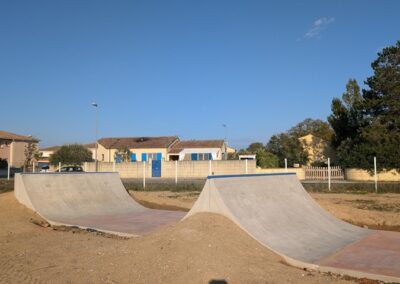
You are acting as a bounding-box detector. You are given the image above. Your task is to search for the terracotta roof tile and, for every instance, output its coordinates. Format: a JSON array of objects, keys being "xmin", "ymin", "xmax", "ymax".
[
  {"xmin": 0, "ymin": 130, "xmax": 38, "ymax": 142},
  {"xmin": 98, "ymin": 136, "xmax": 179, "ymax": 149}
]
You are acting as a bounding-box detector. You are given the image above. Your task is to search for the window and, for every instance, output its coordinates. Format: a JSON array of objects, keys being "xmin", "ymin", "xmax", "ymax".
[
  {"xmin": 146, "ymin": 153, "xmax": 162, "ymax": 161},
  {"xmin": 197, "ymin": 153, "xmax": 212, "ymax": 161}
]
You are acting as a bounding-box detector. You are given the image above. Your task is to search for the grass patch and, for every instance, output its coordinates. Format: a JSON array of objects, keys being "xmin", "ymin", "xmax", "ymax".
[
  {"xmin": 303, "ymin": 182, "xmax": 400, "ymax": 194},
  {"xmin": 0, "ymin": 179, "xmax": 14, "ymax": 193}
]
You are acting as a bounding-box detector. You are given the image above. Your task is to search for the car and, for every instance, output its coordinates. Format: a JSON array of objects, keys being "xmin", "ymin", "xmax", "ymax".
[{"xmin": 55, "ymin": 166, "xmax": 84, "ymax": 173}]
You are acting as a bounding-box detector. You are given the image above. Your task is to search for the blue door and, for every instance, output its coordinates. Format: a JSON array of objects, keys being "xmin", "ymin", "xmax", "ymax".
[
  {"xmin": 152, "ymin": 160, "xmax": 161, "ymax": 177},
  {"xmin": 115, "ymin": 154, "xmax": 122, "ymax": 163}
]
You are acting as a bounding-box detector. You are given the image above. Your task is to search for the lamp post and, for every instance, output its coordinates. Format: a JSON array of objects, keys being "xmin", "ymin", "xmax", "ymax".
[
  {"xmin": 92, "ymin": 102, "xmax": 99, "ymax": 172},
  {"xmin": 222, "ymin": 124, "xmax": 227, "ymax": 160}
]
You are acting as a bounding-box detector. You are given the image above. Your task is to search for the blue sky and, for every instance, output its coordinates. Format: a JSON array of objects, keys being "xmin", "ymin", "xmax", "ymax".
[{"xmin": 1, "ymin": 1, "xmax": 399, "ymax": 149}]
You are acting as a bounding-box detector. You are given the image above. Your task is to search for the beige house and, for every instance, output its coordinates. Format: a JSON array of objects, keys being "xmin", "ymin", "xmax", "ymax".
[
  {"xmin": 298, "ymin": 134, "xmax": 334, "ymax": 165},
  {"xmin": 97, "ymin": 136, "xmax": 179, "ymax": 162},
  {"xmin": 0, "ymin": 130, "xmax": 39, "ymax": 168},
  {"xmin": 167, "ymin": 140, "xmax": 227, "ymax": 161}
]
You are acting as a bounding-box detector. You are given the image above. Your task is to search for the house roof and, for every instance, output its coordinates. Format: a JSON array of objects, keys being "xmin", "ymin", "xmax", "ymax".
[
  {"xmin": 40, "ymin": 146, "xmax": 61, "ymax": 151},
  {"xmin": 169, "ymin": 140, "xmax": 225, "ymax": 153},
  {"xmin": 98, "ymin": 136, "xmax": 179, "ymax": 150},
  {"xmin": 0, "ymin": 130, "xmax": 38, "ymax": 142}
]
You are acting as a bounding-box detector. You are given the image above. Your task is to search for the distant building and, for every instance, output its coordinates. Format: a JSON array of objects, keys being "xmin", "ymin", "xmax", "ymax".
[
  {"xmin": 226, "ymin": 145, "xmax": 236, "ymax": 154},
  {"xmin": 298, "ymin": 134, "xmax": 334, "ymax": 165},
  {"xmin": 97, "ymin": 136, "xmax": 179, "ymax": 162},
  {"xmin": 0, "ymin": 130, "xmax": 38, "ymax": 168},
  {"xmin": 167, "ymin": 140, "xmax": 227, "ymax": 161}
]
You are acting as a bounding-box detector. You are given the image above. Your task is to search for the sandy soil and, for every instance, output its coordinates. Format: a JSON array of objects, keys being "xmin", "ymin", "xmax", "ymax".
[
  {"xmin": 0, "ymin": 191, "xmax": 359, "ymax": 284},
  {"xmin": 131, "ymin": 191, "xmax": 400, "ymax": 231}
]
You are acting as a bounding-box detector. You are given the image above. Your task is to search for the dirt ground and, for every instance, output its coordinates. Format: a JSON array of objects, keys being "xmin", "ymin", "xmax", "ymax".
[
  {"xmin": 0, "ymin": 192, "xmax": 365, "ymax": 284},
  {"xmin": 131, "ymin": 191, "xmax": 400, "ymax": 231},
  {"xmin": 1, "ymin": 191, "xmax": 399, "ymax": 283}
]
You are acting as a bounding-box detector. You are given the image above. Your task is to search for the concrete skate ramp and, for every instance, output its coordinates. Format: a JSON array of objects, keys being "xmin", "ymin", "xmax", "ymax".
[
  {"xmin": 15, "ymin": 173, "xmax": 185, "ymax": 236},
  {"xmin": 187, "ymin": 173, "xmax": 400, "ymax": 282}
]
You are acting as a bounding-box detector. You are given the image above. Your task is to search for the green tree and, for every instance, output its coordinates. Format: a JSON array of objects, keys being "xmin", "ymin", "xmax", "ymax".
[
  {"xmin": 289, "ymin": 118, "xmax": 334, "ymax": 141},
  {"xmin": 328, "ymin": 79, "xmax": 365, "ymax": 147},
  {"xmin": 328, "ymin": 41, "xmax": 400, "ymax": 171},
  {"xmin": 50, "ymin": 144, "xmax": 93, "ymax": 166},
  {"xmin": 266, "ymin": 133, "xmax": 308, "ymax": 167},
  {"xmin": 256, "ymin": 149, "xmax": 279, "ymax": 168},
  {"xmin": 247, "ymin": 142, "xmax": 265, "ymax": 153}
]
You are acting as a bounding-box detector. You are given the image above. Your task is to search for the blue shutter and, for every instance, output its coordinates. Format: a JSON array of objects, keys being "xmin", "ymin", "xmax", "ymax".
[
  {"xmin": 156, "ymin": 153, "xmax": 162, "ymax": 161},
  {"xmin": 130, "ymin": 153, "xmax": 136, "ymax": 162},
  {"xmin": 208, "ymin": 153, "xmax": 212, "ymax": 160},
  {"xmin": 142, "ymin": 153, "xmax": 147, "ymax": 162},
  {"xmin": 115, "ymin": 154, "xmax": 122, "ymax": 163},
  {"xmin": 191, "ymin": 153, "xmax": 198, "ymax": 161}
]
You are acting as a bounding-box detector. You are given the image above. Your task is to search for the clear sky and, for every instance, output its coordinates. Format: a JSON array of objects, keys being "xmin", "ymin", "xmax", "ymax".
[{"xmin": 1, "ymin": 1, "xmax": 399, "ymax": 149}]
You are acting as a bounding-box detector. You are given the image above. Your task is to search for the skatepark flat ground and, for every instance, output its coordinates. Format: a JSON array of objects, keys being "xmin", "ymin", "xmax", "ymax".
[{"xmin": 0, "ymin": 191, "xmax": 356, "ymax": 284}]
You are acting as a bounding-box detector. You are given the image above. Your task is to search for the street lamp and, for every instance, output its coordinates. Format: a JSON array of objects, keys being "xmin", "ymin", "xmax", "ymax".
[
  {"xmin": 222, "ymin": 124, "xmax": 228, "ymax": 160},
  {"xmin": 92, "ymin": 102, "xmax": 98, "ymax": 172},
  {"xmin": 222, "ymin": 124, "xmax": 227, "ymax": 143}
]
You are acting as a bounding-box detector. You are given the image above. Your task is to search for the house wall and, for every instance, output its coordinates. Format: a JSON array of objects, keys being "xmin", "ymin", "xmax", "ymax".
[
  {"xmin": 345, "ymin": 168, "xmax": 400, "ymax": 182},
  {"xmin": 10, "ymin": 141, "xmax": 31, "ymax": 168},
  {"xmin": 97, "ymin": 144, "xmax": 170, "ymax": 162}
]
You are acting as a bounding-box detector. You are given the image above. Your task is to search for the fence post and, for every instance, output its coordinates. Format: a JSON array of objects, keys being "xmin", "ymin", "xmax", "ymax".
[
  {"xmin": 84, "ymin": 162, "xmax": 87, "ymax": 172},
  {"xmin": 143, "ymin": 161, "xmax": 146, "ymax": 189},
  {"xmin": 174, "ymin": 160, "xmax": 177, "ymax": 183},
  {"xmin": 374, "ymin": 156, "xmax": 378, "ymax": 193},
  {"xmin": 284, "ymin": 158, "xmax": 287, "ymax": 172},
  {"xmin": 245, "ymin": 159, "xmax": 248, "ymax": 174},
  {"xmin": 209, "ymin": 160, "xmax": 212, "ymax": 176},
  {"xmin": 328, "ymin": 158, "xmax": 331, "ymax": 191},
  {"xmin": 7, "ymin": 162, "xmax": 10, "ymax": 180},
  {"xmin": 32, "ymin": 162, "xmax": 35, "ymax": 173},
  {"xmin": 113, "ymin": 161, "xmax": 116, "ymax": 172},
  {"xmin": 58, "ymin": 162, "xmax": 61, "ymax": 172}
]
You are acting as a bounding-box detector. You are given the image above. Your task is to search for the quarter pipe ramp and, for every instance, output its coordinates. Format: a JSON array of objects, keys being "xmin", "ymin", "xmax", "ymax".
[{"xmin": 15, "ymin": 172, "xmax": 185, "ymax": 236}]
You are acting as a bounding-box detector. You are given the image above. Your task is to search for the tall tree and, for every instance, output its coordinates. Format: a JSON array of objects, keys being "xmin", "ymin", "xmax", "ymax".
[
  {"xmin": 328, "ymin": 79, "xmax": 364, "ymax": 147},
  {"xmin": 328, "ymin": 41, "xmax": 400, "ymax": 171},
  {"xmin": 363, "ymin": 41, "xmax": 400, "ymax": 130}
]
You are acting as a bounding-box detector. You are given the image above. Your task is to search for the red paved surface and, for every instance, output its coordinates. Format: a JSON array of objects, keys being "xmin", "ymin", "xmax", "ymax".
[
  {"xmin": 317, "ymin": 230, "xmax": 400, "ymax": 278},
  {"xmin": 58, "ymin": 209, "xmax": 186, "ymax": 235}
]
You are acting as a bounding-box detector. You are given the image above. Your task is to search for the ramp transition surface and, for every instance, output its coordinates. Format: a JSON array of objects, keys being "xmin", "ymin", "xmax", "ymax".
[
  {"xmin": 15, "ymin": 173, "xmax": 185, "ymax": 236},
  {"xmin": 187, "ymin": 173, "xmax": 400, "ymax": 282}
]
